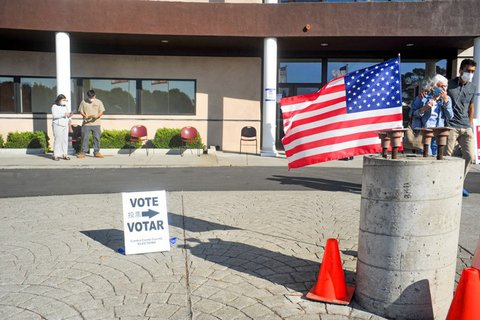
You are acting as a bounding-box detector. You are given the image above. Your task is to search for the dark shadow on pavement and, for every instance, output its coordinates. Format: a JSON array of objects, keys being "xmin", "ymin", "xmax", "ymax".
[
  {"xmin": 268, "ymin": 175, "xmax": 361, "ymax": 194},
  {"xmin": 80, "ymin": 229, "xmax": 124, "ymax": 252},
  {"xmin": 464, "ymin": 172, "xmax": 479, "ymax": 194},
  {"xmin": 181, "ymin": 237, "xmax": 356, "ymax": 294},
  {"xmin": 168, "ymin": 212, "xmax": 241, "ymax": 233},
  {"xmin": 342, "ymin": 250, "xmax": 358, "ymax": 258}
]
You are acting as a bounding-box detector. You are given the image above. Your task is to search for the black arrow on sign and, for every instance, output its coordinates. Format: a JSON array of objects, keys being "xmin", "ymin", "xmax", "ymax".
[{"xmin": 142, "ymin": 209, "xmax": 159, "ymax": 219}]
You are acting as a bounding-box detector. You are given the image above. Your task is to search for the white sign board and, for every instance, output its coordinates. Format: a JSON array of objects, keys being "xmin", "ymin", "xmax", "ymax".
[
  {"xmin": 265, "ymin": 88, "xmax": 276, "ymax": 101},
  {"xmin": 122, "ymin": 191, "xmax": 170, "ymax": 255}
]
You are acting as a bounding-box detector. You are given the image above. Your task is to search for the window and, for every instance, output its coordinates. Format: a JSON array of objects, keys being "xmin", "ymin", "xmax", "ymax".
[
  {"xmin": 327, "ymin": 60, "xmax": 382, "ymax": 82},
  {"xmin": 0, "ymin": 77, "xmax": 15, "ymax": 112},
  {"xmin": 279, "ymin": 62, "xmax": 322, "ymax": 84},
  {"xmin": 84, "ymin": 79, "xmax": 136, "ymax": 114},
  {"xmin": 280, "ymin": 0, "xmax": 424, "ymax": 2},
  {"xmin": 21, "ymin": 78, "xmax": 56, "ymax": 113},
  {"xmin": 141, "ymin": 80, "xmax": 195, "ymax": 115}
]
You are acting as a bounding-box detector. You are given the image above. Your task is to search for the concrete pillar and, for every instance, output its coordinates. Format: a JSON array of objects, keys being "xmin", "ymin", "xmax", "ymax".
[
  {"xmin": 261, "ymin": 37, "xmax": 278, "ymax": 157},
  {"xmin": 425, "ymin": 60, "xmax": 436, "ymax": 80},
  {"xmin": 473, "ymin": 37, "xmax": 480, "ymax": 119},
  {"xmin": 356, "ymin": 156, "xmax": 464, "ymax": 320},
  {"xmin": 55, "ymin": 32, "xmax": 71, "ymax": 113},
  {"xmin": 55, "ymin": 32, "xmax": 74, "ymax": 154}
]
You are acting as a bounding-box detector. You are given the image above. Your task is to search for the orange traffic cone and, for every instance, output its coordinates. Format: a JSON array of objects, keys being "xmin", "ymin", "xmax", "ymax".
[
  {"xmin": 446, "ymin": 268, "xmax": 480, "ymax": 320},
  {"xmin": 306, "ymin": 238, "xmax": 355, "ymax": 304},
  {"xmin": 472, "ymin": 238, "xmax": 480, "ymax": 270}
]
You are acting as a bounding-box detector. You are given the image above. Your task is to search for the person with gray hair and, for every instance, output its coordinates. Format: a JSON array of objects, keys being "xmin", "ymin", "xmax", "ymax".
[{"xmin": 410, "ymin": 74, "xmax": 453, "ymax": 155}]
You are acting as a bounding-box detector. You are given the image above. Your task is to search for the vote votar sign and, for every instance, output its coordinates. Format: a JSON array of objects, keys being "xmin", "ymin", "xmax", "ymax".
[{"xmin": 122, "ymin": 191, "xmax": 170, "ymax": 255}]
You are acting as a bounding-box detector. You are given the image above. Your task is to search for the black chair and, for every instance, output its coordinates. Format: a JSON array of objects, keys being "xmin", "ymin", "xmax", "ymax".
[{"xmin": 240, "ymin": 126, "xmax": 257, "ymax": 154}]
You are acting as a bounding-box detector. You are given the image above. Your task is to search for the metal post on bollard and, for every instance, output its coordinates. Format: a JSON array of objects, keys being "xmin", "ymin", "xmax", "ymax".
[
  {"xmin": 377, "ymin": 131, "xmax": 390, "ymax": 159},
  {"xmin": 418, "ymin": 128, "xmax": 434, "ymax": 158},
  {"xmin": 386, "ymin": 128, "xmax": 407, "ymax": 159},
  {"xmin": 432, "ymin": 127, "xmax": 451, "ymax": 160}
]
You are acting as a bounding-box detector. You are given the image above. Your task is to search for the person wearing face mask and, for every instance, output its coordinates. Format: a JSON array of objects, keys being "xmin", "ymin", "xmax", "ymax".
[
  {"xmin": 77, "ymin": 89, "xmax": 105, "ymax": 158},
  {"xmin": 51, "ymin": 94, "xmax": 71, "ymax": 161},
  {"xmin": 411, "ymin": 75, "xmax": 453, "ymax": 155},
  {"xmin": 445, "ymin": 58, "xmax": 477, "ymax": 197}
]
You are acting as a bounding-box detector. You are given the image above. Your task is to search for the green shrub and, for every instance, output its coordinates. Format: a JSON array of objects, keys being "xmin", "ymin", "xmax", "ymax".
[
  {"xmin": 153, "ymin": 127, "xmax": 204, "ymax": 149},
  {"xmin": 153, "ymin": 128, "xmax": 182, "ymax": 148},
  {"xmin": 72, "ymin": 129, "xmax": 143, "ymax": 151},
  {"xmin": 4, "ymin": 131, "xmax": 48, "ymax": 152},
  {"xmin": 100, "ymin": 129, "xmax": 140, "ymax": 149},
  {"xmin": 0, "ymin": 134, "xmax": 4, "ymax": 148}
]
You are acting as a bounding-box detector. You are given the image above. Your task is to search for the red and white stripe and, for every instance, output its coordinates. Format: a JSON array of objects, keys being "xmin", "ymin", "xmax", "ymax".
[{"xmin": 280, "ymin": 76, "xmax": 402, "ymax": 169}]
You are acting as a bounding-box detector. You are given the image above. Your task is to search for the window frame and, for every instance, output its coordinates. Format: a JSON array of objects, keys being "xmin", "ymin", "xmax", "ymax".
[{"xmin": 139, "ymin": 78, "xmax": 197, "ymax": 116}]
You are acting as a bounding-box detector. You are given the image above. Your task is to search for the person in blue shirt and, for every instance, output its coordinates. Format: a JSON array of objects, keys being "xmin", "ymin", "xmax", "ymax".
[{"xmin": 410, "ymin": 74, "xmax": 453, "ymax": 155}]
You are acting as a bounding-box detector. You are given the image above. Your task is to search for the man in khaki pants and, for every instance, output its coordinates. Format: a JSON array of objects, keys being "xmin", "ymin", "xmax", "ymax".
[
  {"xmin": 77, "ymin": 89, "xmax": 105, "ymax": 158},
  {"xmin": 445, "ymin": 59, "xmax": 476, "ymax": 197}
]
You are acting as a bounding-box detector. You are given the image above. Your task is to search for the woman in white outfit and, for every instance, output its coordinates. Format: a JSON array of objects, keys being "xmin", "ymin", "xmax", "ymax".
[{"xmin": 51, "ymin": 94, "xmax": 71, "ymax": 161}]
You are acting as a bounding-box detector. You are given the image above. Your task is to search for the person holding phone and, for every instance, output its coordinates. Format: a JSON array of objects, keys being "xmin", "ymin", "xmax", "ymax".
[
  {"xmin": 77, "ymin": 89, "xmax": 105, "ymax": 158},
  {"xmin": 51, "ymin": 94, "xmax": 71, "ymax": 161},
  {"xmin": 411, "ymin": 74, "xmax": 453, "ymax": 155}
]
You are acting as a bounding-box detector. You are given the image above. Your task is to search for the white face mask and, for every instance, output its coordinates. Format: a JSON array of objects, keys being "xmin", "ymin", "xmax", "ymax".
[{"xmin": 461, "ymin": 72, "xmax": 474, "ymax": 83}]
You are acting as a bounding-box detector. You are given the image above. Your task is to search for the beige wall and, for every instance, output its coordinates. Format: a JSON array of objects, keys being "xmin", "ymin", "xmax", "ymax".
[{"xmin": 0, "ymin": 50, "xmax": 261, "ymax": 152}]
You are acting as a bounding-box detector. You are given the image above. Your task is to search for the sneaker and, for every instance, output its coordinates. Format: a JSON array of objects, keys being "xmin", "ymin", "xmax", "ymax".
[
  {"xmin": 76, "ymin": 153, "xmax": 86, "ymax": 158},
  {"xmin": 94, "ymin": 152, "xmax": 104, "ymax": 158},
  {"xmin": 463, "ymin": 188, "xmax": 470, "ymax": 197}
]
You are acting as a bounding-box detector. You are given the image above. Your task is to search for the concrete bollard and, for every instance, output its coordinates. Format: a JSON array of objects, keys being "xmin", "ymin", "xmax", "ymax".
[{"xmin": 355, "ymin": 155, "xmax": 464, "ymax": 320}]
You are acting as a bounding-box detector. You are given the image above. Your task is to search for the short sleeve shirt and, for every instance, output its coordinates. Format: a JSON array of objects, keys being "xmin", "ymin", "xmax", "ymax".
[
  {"xmin": 78, "ymin": 98, "xmax": 105, "ymax": 126},
  {"xmin": 447, "ymin": 78, "xmax": 475, "ymax": 128}
]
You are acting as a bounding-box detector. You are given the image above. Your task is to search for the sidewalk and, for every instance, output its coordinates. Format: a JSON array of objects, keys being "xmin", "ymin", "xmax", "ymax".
[{"xmin": 0, "ymin": 150, "xmax": 365, "ymax": 170}]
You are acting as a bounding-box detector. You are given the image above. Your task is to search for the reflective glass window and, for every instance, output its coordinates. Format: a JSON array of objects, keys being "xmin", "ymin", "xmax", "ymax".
[
  {"xmin": 0, "ymin": 77, "xmax": 15, "ymax": 112},
  {"xmin": 21, "ymin": 78, "xmax": 56, "ymax": 113},
  {"xmin": 327, "ymin": 60, "xmax": 381, "ymax": 82},
  {"xmin": 279, "ymin": 62, "xmax": 322, "ymax": 84},
  {"xmin": 141, "ymin": 80, "xmax": 195, "ymax": 115},
  {"xmin": 84, "ymin": 79, "xmax": 136, "ymax": 114}
]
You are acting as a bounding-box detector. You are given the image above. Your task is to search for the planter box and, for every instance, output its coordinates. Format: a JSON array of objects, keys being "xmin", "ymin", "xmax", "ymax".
[{"xmin": 0, "ymin": 148, "xmax": 45, "ymax": 155}]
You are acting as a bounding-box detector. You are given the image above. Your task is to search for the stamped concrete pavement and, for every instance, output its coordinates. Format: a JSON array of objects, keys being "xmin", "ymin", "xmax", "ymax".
[{"xmin": 0, "ymin": 190, "xmax": 476, "ymax": 320}]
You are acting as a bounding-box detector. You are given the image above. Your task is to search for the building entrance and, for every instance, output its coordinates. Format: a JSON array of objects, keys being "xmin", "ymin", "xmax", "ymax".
[{"xmin": 276, "ymin": 85, "xmax": 320, "ymax": 150}]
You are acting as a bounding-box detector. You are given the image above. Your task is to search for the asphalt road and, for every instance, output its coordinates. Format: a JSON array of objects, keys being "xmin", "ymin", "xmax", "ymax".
[
  {"xmin": 1, "ymin": 166, "xmax": 478, "ymax": 254},
  {"xmin": 1, "ymin": 166, "xmax": 479, "ymax": 198},
  {"xmin": 0, "ymin": 167, "xmax": 364, "ymax": 198}
]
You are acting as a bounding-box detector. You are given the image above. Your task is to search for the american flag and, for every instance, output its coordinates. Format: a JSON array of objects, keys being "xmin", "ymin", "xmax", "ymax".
[{"xmin": 280, "ymin": 57, "xmax": 403, "ymax": 169}]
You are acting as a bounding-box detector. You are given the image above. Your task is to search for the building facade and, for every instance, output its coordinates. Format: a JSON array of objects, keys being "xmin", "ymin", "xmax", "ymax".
[{"xmin": 0, "ymin": 0, "xmax": 479, "ymax": 154}]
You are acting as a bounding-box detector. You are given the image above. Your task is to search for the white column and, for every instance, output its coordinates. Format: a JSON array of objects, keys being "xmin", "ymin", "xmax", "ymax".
[
  {"xmin": 55, "ymin": 32, "xmax": 71, "ymax": 113},
  {"xmin": 261, "ymin": 37, "xmax": 278, "ymax": 157},
  {"xmin": 261, "ymin": 0, "xmax": 278, "ymax": 157},
  {"xmin": 473, "ymin": 37, "xmax": 480, "ymax": 119},
  {"xmin": 55, "ymin": 32, "xmax": 74, "ymax": 155}
]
